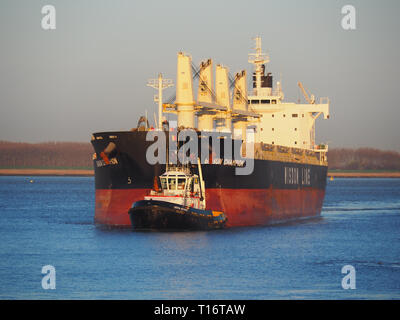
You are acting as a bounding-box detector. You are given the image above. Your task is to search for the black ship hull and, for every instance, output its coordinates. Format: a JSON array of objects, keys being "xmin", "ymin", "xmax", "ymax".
[{"xmin": 91, "ymin": 131, "xmax": 328, "ymax": 227}]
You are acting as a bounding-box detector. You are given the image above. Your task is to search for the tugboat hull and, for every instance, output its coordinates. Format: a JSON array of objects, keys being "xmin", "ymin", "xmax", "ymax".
[{"xmin": 128, "ymin": 200, "xmax": 227, "ymax": 231}]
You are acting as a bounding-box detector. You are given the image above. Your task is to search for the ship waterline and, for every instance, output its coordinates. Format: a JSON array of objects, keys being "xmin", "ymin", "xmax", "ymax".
[{"xmin": 94, "ymin": 187, "xmax": 326, "ymax": 228}]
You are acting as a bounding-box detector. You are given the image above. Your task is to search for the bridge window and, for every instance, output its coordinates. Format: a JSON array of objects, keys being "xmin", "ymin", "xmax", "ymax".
[
  {"xmin": 251, "ymin": 99, "xmax": 260, "ymax": 104},
  {"xmin": 160, "ymin": 178, "xmax": 167, "ymax": 190},
  {"xmin": 292, "ymin": 114, "xmax": 298, "ymax": 118},
  {"xmin": 295, "ymin": 141, "xmax": 297, "ymax": 145},
  {"xmin": 168, "ymin": 178, "xmax": 176, "ymax": 190},
  {"xmin": 261, "ymin": 100, "xmax": 270, "ymax": 104},
  {"xmin": 177, "ymin": 178, "xmax": 186, "ymax": 190},
  {"xmin": 271, "ymin": 100, "xmax": 277, "ymax": 104}
]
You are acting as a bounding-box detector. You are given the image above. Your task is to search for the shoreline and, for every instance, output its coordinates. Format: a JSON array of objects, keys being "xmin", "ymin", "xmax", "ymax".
[
  {"xmin": 0, "ymin": 169, "xmax": 94, "ymax": 176},
  {"xmin": 1, "ymin": 169, "xmax": 400, "ymax": 178},
  {"xmin": 327, "ymin": 172, "xmax": 400, "ymax": 178}
]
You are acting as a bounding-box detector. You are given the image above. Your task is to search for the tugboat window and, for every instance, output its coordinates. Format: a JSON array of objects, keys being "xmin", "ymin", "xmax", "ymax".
[
  {"xmin": 160, "ymin": 178, "xmax": 167, "ymax": 190},
  {"xmin": 177, "ymin": 178, "xmax": 186, "ymax": 190},
  {"xmin": 168, "ymin": 178, "xmax": 176, "ymax": 190}
]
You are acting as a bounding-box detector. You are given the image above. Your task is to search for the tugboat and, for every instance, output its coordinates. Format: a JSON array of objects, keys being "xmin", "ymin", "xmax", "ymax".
[{"xmin": 128, "ymin": 159, "xmax": 227, "ymax": 231}]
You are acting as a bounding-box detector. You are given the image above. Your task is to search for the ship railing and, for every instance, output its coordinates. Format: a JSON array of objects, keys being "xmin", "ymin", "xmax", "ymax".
[
  {"xmin": 312, "ymin": 144, "xmax": 328, "ymax": 165},
  {"xmin": 254, "ymin": 143, "xmax": 327, "ymax": 166},
  {"xmin": 314, "ymin": 144, "xmax": 328, "ymax": 152},
  {"xmin": 291, "ymin": 147, "xmax": 304, "ymax": 156},
  {"xmin": 319, "ymin": 97, "xmax": 329, "ymax": 104},
  {"xmin": 167, "ymin": 166, "xmax": 193, "ymax": 177},
  {"xmin": 277, "ymin": 146, "xmax": 290, "ymax": 154},
  {"xmin": 261, "ymin": 143, "xmax": 274, "ymax": 152}
]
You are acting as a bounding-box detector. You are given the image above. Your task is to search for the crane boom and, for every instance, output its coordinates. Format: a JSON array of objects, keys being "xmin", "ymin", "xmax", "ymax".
[{"xmin": 298, "ymin": 81, "xmax": 315, "ymax": 104}]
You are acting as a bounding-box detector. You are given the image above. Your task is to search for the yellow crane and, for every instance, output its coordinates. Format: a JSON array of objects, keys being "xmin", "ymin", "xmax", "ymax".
[{"xmin": 297, "ymin": 81, "xmax": 315, "ymax": 104}]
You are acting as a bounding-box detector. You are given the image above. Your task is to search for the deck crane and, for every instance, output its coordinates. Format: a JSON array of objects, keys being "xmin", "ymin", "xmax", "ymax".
[{"xmin": 297, "ymin": 81, "xmax": 315, "ymax": 104}]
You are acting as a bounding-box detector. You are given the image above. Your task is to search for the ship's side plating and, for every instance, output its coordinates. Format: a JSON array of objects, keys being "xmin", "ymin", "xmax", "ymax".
[{"xmin": 91, "ymin": 131, "xmax": 327, "ymax": 227}]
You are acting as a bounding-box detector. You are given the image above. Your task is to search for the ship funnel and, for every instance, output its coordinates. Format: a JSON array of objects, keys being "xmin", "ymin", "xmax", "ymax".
[
  {"xmin": 197, "ymin": 59, "xmax": 214, "ymax": 131},
  {"xmin": 176, "ymin": 52, "xmax": 195, "ymax": 128}
]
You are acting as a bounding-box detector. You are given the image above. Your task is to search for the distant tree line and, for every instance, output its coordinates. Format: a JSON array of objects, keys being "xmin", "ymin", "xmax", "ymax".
[
  {"xmin": 0, "ymin": 141, "xmax": 399, "ymax": 171},
  {"xmin": 328, "ymin": 148, "xmax": 400, "ymax": 171},
  {"xmin": 0, "ymin": 141, "xmax": 93, "ymax": 169}
]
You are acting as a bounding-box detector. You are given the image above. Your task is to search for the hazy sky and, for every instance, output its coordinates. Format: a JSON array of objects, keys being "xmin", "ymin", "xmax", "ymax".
[{"xmin": 0, "ymin": 0, "xmax": 399, "ymax": 150}]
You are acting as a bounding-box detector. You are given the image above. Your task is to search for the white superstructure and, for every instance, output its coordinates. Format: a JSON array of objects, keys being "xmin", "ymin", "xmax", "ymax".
[
  {"xmin": 145, "ymin": 165, "xmax": 206, "ymax": 210},
  {"xmin": 162, "ymin": 37, "xmax": 330, "ymax": 152}
]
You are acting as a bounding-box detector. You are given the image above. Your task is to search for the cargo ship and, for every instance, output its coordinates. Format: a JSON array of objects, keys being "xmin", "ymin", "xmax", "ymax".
[{"xmin": 91, "ymin": 37, "xmax": 330, "ymax": 228}]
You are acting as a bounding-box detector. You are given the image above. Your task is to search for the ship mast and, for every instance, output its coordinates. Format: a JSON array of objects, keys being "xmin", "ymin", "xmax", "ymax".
[
  {"xmin": 147, "ymin": 73, "xmax": 173, "ymax": 129},
  {"xmin": 248, "ymin": 36, "xmax": 269, "ymax": 96}
]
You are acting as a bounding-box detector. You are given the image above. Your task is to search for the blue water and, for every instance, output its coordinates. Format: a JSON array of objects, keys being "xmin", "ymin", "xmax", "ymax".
[{"xmin": 0, "ymin": 176, "xmax": 399, "ymax": 299}]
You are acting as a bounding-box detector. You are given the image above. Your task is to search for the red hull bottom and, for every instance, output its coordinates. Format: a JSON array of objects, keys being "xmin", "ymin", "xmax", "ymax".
[{"xmin": 94, "ymin": 188, "xmax": 325, "ymax": 228}]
